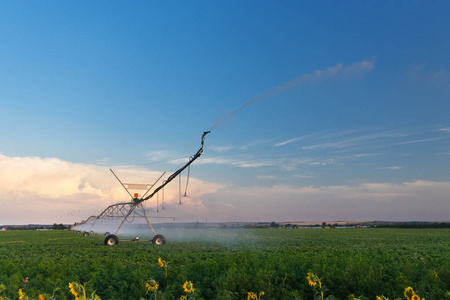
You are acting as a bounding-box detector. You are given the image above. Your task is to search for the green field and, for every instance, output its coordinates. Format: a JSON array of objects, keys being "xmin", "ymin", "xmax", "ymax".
[{"xmin": 0, "ymin": 228, "xmax": 449, "ymax": 300}]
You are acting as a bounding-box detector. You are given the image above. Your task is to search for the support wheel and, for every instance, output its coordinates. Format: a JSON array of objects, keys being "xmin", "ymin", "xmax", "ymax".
[
  {"xmin": 152, "ymin": 234, "xmax": 166, "ymax": 245},
  {"xmin": 83, "ymin": 232, "xmax": 89, "ymax": 237},
  {"xmin": 104, "ymin": 235, "xmax": 119, "ymax": 246},
  {"xmin": 104, "ymin": 232, "xmax": 110, "ymax": 236}
]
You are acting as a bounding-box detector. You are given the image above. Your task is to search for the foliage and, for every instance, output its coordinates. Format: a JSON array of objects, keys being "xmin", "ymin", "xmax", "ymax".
[{"xmin": 0, "ymin": 229, "xmax": 449, "ymax": 299}]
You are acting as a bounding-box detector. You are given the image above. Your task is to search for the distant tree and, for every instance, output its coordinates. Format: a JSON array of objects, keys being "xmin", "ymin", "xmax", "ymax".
[
  {"xmin": 270, "ymin": 221, "xmax": 279, "ymax": 228},
  {"xmin": 322, "ymin": 222, "xmax": 327, "ymax": 228},
  {"xmin": 52, "ymin": 223, "xmax": 67, "ymax": 230}
]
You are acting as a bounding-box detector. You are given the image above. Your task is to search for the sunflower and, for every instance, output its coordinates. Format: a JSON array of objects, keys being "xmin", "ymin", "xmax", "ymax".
[
  {"xmin": 411, "ymin": 295, "xmax": 420, "ymax": 300},
  {"xmin": 39, "ymin": 295, "xmax": 45, "ymax": 300},
  {"xmin": 158, "ymin": 257, "xmax": 165, "ymax": 268},
  {"xmin": 146, "ymin": 279, "xmax": 159, "ymax": 292},
  {"xmin": 69, "ymin": 283, "xmax": 78, "ymax": 297},
  {"xmin": 183, "ymin": 281, "xmax": 195, "ymax": 293},
  {"xmin": 307, "ymin": 273, "xmax": 317, "ymax": 286},
  {"xmin": 404, "ymin": 287, "xmax": 415, "ymax": 300},
  {"xmin": 18, "ymin": 289, "xmax": 24, "ymax": 300}
]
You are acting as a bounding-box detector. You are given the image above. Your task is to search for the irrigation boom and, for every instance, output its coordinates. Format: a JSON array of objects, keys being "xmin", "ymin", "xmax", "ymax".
[
  {"xmin": 74, "ymin": 131, "xmax": 211, "ymax": 246},
  {"xmin": 137, "ymin": 131, "xmax": 210, "ymax": 204}
]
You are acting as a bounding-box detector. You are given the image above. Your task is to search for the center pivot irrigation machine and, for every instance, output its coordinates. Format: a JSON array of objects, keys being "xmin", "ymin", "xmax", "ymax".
[{"xmin": 74, "ymin": 131, "xmax": 211, "ymax": 246}]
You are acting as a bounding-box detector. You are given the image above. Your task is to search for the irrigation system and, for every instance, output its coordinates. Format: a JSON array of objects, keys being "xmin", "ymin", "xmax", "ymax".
[{"xmin": 72, "ymin": 131, "xmax": 211, "ymax": 246}]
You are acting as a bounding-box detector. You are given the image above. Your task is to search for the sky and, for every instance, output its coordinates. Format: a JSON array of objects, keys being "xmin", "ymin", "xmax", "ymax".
[{"xmin": 1, "ymin": 1, "xmax": 449, "ymax": 225}]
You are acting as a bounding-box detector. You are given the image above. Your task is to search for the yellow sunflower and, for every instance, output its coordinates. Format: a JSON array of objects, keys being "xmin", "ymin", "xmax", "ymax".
[
  {"xmin": 146, "ymin": 279, "xmax": 159, "ymax": 292},
  {"xmin": 404, "ymin": 287, "xmax": 415, "ymax": 300},
  {"xmin": 18, "ymin": 289, "xmax": 24, "ymax": 300},
  {"xmin": 307, "ymin": 273, "xmax": 317, "ymax": 286},
  {"xmin": 183, "ymin": 281, "xmax": 195, "ymax": 293},
  {"xmin": 69, "ymin": 283, "xmax": 78, "ymax": 297}
]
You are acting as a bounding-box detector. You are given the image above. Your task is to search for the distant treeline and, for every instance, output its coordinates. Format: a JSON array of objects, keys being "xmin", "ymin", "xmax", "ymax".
[
  {"xmin": 2, "ymin": 223, "xmax": 71, "ymax": 230},
  {"xmin": 372, "ymin": 222, "xmax": 450, "ymax": 228}
]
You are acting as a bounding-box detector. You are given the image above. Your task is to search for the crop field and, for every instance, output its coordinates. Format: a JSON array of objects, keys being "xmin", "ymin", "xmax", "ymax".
[{"xmin": 0, "ymin": 228, "xmax": 449, "ymax": 300}]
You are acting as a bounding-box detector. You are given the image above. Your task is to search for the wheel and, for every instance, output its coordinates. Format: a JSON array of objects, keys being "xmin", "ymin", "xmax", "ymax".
[
  {"xmin": 104, "ymin": 232, "xmax": 110, "ymax": 236},
  {"xmin": 132, "ymin": 237, "xmax": 140, "ymax": 242},
  {"xmin": 83, "ymin": 232, "xmax": 89, "ymax": 237},
  {"xmin": 152, "ymin": 234, "xmax": 166, "ymax": 245},
  {"xmin": 104, "ymin": 235, "xmax": 119, "ymax": 246}
]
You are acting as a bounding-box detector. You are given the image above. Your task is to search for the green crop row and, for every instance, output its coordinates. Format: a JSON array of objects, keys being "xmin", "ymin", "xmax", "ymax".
[{"xmin": 0, "ymin": 228, "xmax": 449, "ymax": 299}]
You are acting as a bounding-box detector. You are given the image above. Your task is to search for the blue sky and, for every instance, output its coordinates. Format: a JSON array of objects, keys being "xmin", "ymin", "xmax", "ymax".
[{"xmin": 0, "ymin": 1, "xmax": 449, "ymax": 225}]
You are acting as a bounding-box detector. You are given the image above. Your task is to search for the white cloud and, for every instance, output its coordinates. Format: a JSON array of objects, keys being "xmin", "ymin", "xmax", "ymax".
[
  {"xmin": 256, "ymin": 175, "xmax": 276, "ymax": 180},
  {"xmin": 205, "ymin": 180, "xmax": 450, "ymax": 222},
  {"xmin": 240, "ymin": 139, "xmax": 272, "ymax": 150},
  {"xmin": 352, "ymin": 153, "xmax": 380, "ymax": 158},
  {"xmin": 0, "ymin": 154, "xmax": 223, "ymax": 225},
  {"xmin": 342, "ymin": 60, "xmax": 375, "ymax": 74},
  {"xmin": 210, "ymin": 145, "xmax": 235, "ymax": 152},
  {"xmin": 437, "ymin": 152, "xmax": 450, "ymax": 155},
  {"xmin": 291, "ymin": 175, "xmax": 316, "ymax": 179},
  {"xmin": 380, "ymin": 166, "xmax": 402, "ymax": 170},
  {"xmin": 3, "ymin": 152, "xmax": 448, "ymax": 225},
  {"xmin": 197, "ymin": 156, "xmax": 275, "ymax": 168},
  {"xmin": 145, "ymin": 150, "xmax": 176, "ymax": 162},
  {"xmin": 274, "ymin": 136, "xmax": 307, "ymax": 147},
  {"xmin": 407, "ymin": 63, "xmax": 450, "ymax": 86},
  {"xmin": 398, "ymin": 136, "xmax": 447, "ymax": 145}
]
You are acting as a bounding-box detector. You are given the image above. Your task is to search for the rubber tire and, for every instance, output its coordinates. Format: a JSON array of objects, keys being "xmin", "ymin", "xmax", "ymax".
[
  {"xmin": 104, "ymin": 232, "xmax": 110, "ymax": 236},
  {"xmin": 104, "ymin": 235, "xmax": 119, "ymax": 246},
  {"xmin": 83, "ymin": 232, "xmax": 90, "ymax": 237},
  {"xmin": 152, "ymin": 234, "xmax": 166, "ymax": 245}
]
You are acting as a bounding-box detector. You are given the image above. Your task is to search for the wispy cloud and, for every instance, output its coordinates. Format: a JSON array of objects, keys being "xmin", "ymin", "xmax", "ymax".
[
  {"xmin": 240, "ymin": 139, "xmax": 273, "ymax": 150},
  {"xmin": 274, "ymin": 136, "xmax": 308, "ymax": 147},
  {"xmin": 407, "ymin": 63, "xmax": 450, "ymax": 86},
  {"xmin": 398, "ymin": 136, "xmax": 447, "ymax": 145},
  {"xmin": 291, "ymin": 174, "xmax": 317, "ymax": 179},
  {"xmin": 438, "ymin": 128, "xmax": 450, "ymax": 132},
  {"xmin": 198, "ymin": 157, "xmax": 275, "ymax": 168},
  {"xmin": 380, "ymin": 166, "xmax": 402, "ymax": 170},
  {"xmin": 256, "ymin": 175, "xmax": 276, "ymax": 180},
  {"xmin": 352, "ymin": 153, "xmax": 381, "ymax": 158},
  {"xmin": 437, "ymin": 152, "xmax": 450, "ymax": 155},
  {"xmin": 210, "ymin": 145, "xmax": 235, "ymax": 152},
  {"xmin": 145, "ymin": 150, "xmax": 176, "ymax": 162},
  {"xmin": 301, "ymin": 133, "xmax": 382, "ymax": 150}
]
